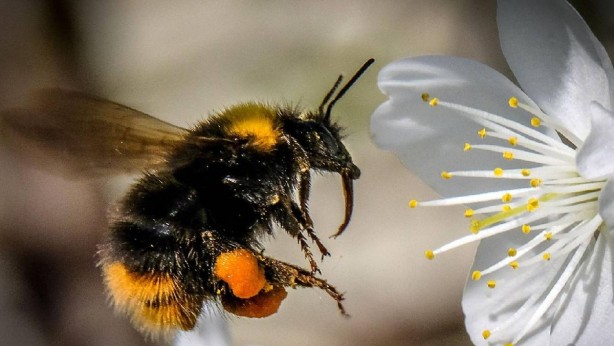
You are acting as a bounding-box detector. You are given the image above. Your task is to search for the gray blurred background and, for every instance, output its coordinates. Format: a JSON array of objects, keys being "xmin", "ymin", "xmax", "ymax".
[{"xmin": 0, "ymin": 1, "xmax": 612, "ymax": 345}]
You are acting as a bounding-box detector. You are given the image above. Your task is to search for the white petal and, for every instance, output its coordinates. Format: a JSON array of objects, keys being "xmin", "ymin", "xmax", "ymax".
[
  {"xmin": 497, "ymin": 0, "xmax": 614, "ymax": 140},
  {"xmin": 577, "ymin": 102, "xmax": 614, "ymax": 179},
  {"xmin": 550, "ymin": 233, "xmax": 614, "ymax": 345},
  {"xmin": 462, "ymin": 231, "xmax": 565, "ymax": 345},
  {"xmin": 371, "ymin": 56, "xmax": 547, "ymax": 197},
  {"xmin": 599, "ymin": 180, "xmax": 614, "ymax": 231}
]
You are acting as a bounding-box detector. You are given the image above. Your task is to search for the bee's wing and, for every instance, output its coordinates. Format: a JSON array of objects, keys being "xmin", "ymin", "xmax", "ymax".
[{"xmin": 1, "ymin": 89, "xmax": 191, "ymax": 178}]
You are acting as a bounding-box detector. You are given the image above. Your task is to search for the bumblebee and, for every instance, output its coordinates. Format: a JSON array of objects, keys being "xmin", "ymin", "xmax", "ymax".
[{"xmin": 1, "ymin": 59, "xmax": 373, "ymax": 339}]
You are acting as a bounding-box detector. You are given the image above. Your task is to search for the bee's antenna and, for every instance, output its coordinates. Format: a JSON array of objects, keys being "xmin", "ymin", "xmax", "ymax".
[
  {"xmin": 324, "ymin": 58, "xmax": 375, "ymax": 122},
  {"xmin": 318, "ymin": 74, "xmax": 344, "ymax": 116}
]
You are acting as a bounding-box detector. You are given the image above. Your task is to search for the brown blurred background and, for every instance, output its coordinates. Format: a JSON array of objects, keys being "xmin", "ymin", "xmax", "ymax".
[{"xmin": 0, "ymin": 1, "xmax": 612, "ymax": 345}]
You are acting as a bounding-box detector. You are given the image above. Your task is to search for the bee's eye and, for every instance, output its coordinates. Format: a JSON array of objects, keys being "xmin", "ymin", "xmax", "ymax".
[{"xmin": 320, "ymin": 127, "xmax": 339, "ymax": 153}]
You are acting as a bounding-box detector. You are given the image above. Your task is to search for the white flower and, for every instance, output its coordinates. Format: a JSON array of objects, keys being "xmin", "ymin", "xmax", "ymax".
[{"xmin": 371, "ymin": 0, "xmax": 614, "ymax": 345}]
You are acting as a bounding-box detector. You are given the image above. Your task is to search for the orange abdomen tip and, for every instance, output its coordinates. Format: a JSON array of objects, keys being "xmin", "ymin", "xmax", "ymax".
[
  {"xmin": 222, "ymin": 286, "xmax": 288, "ymax": 318},
  {"xmin": 102, "ymin": 262, "xmax": 201, "ymax": 335},
  {"xmin": 214, "ymin": 249, "xmax": 266, "ymax": 299}
]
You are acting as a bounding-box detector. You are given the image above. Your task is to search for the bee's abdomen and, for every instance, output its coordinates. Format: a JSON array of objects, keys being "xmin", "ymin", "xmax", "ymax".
[
  {"xmin": 100, "ymin": 173, "xmax": 212, "ymax": 338},
  {"xmin": 101, "ymin": 260, "xmax": 204, "ymax": 338}
]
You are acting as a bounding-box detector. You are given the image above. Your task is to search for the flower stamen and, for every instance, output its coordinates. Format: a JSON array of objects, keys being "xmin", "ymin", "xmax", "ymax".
[{"xmin": 413, "ymin": 94, "xmax": 607, "ymax": 344}]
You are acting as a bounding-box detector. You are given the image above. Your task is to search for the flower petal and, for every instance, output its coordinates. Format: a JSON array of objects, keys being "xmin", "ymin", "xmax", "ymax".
[
  {"xmin": 371, "ymin": 55, "xmax": 547, "ymax": 197},
  {"xmin": 550, "ymin": 232, "xmax": 614, "ymax": 345},
  {"xmin": 462, "ymin": 231, "xmax": 566, "ymax": 345},
  {"xmin": 598, "ymin": 180, "xmax": 614, "ymax": 232},
  {"xmin": 576, "ymin": 102, "xmax": 614, "ymax": 179},
  {"xmin": 497, "ymin": 0, "xmax": 614, "ymax": 140}
]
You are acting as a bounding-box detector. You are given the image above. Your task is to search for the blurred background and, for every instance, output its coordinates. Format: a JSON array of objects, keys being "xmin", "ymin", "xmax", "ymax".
[{"xmin": 0, "ymin": 1, "xmax": 612, "ymax": 345}]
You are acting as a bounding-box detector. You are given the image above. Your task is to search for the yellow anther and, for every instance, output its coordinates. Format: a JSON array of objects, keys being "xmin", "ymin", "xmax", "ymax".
[
  {"xmin": 441, "ymin": 171, "xmax": 453, "ymax": 180},
  {"xmin": 531, "ymin": 117, "xmax": 541, "ymax": 127},
  {"xmin": 470, "ymin": 219, "xmax": 481, "ymax": 234},
  {"xmin": 543, "ymin": 252, "xmax": 551, "ymax": 261},
  {"xmin": 509, "ymin": 261, "xmax": 519, "ymax": 270},
  {"xmin": 471, "ymin": 271, "xmax": 482, "ymax": 281},
  {"xmin": 507, "ymin": 248, "xmax": 517, "ymax": 257},
  {"xmin": 493, "ymin": 168, "xmax": 504, "ymax": 177},
  {"xmin": 482, "ymin": 330, "xmax": 491, "ymax": 340},
  {"xmin": 429, "ymin": 98, "xmax": 439, "ymax": 106},
  {"xmin": 521, "ymin": 224, "xmax": 531, "ymax": 234},
  {"xmin": 409, "ymin": 199, "xmax": 418, "ymax": 208},
  {"xmin": 424, "ymin": 250, "xmax": 435, "ymax": 260},
  {"xmin": 544, "ymin": 232, "xmax": 553, "ymax": 241},
  {"xmin": 501, "ymin": 193, "xmax": 512, "ymax": 202},
  {"xmin": 508, "ymin": 97, "xmax": 519, "ymax": 108},
  {"xmin": 487, "ymin": 280, "xmax": 496, "ymax": 289},
  {"xmin": 503, "ymin": 151, "xmax": 514, "ymax": 160},
  {"xmin": 508, "ymin": 136, "xmax": 518, "ymax": 146},
  {"xmin": 421, "ymin": 93, "xmax": 430, "ymax": 102},
  {"xmin": 464, "ymin": 143, "xmax": 472, "ymax": 151},
  {"xmin": 504, "ymin": 343, "xmax": 514, "ymax": 346},
  {"xmin": 530, "ymin": 178, "xmax": 542, "ymax": 187},
  {"xmin": 526, "ymin": 198, "xmax": 539, "ymax": 212},
  {"xmin": 478, "ymin": 128, "xmax": 487, "ymax": 138},
  {"xmin": 502, "ymin": 204, "xmax": 511, "ymax": 212},
  {"xmin": 520, "ymin": 169, "xmax": 531, "ymax": 177},
  {"xmin": 464, "ymin": 209, "xmax": 474, "ymax": 218}
]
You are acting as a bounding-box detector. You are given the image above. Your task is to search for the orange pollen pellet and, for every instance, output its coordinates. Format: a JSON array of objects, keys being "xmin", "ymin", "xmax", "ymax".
[{"xmin": 214, "ymin": 249, "xmax": 266, "ymax": 299}]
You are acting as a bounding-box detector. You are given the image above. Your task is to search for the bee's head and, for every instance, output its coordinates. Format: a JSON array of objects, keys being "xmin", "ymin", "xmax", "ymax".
[
  {"xmin": 293, "ymin": 59, "xmax": 374, "ymax": 179},
  {"xmin": 289, "ymin": 115, "xmax": 359, "ymax": 179},
  {"xmin": 286, "ymin": 59, "xmax": 374, "ymax": 237}
]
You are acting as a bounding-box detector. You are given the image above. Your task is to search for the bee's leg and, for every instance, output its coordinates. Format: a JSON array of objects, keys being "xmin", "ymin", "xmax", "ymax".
[
  {"xmin": 288, "ymin": 200, "xmax": 330, "ymax": 260},
  {"xmin": 298, "ymin": 169, "xmax": 311, "ymax": 213},
  {"xmin": 296, "ymin": 232, "xmax": 320, "ymax": 275},
  {"xmin": 260, "ymin": 255, "xmax": 347, "ymax": 316},
  {"xmin": 306, "ymin": 229, "xmax": 330, "ymax": 259},
  {"xmin": 272, "ymin": 197, "xmax": 320, "ymax": 275},
  {"xmin": 297, "ymin": 170, "xmax": 330, "ymax": 259},
  {"xmin": 283, "ymin": 135, "xmax": 329, "ymax": 258},
  {"xmin": 222, "ymin": 172, "xmax": 326, "ymax": 270}
]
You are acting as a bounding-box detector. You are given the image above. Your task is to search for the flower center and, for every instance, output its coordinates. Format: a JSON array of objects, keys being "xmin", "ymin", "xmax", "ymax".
[{"xmin": 415, "ymin": 94, "xmax": 606, "ymax": 345}]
